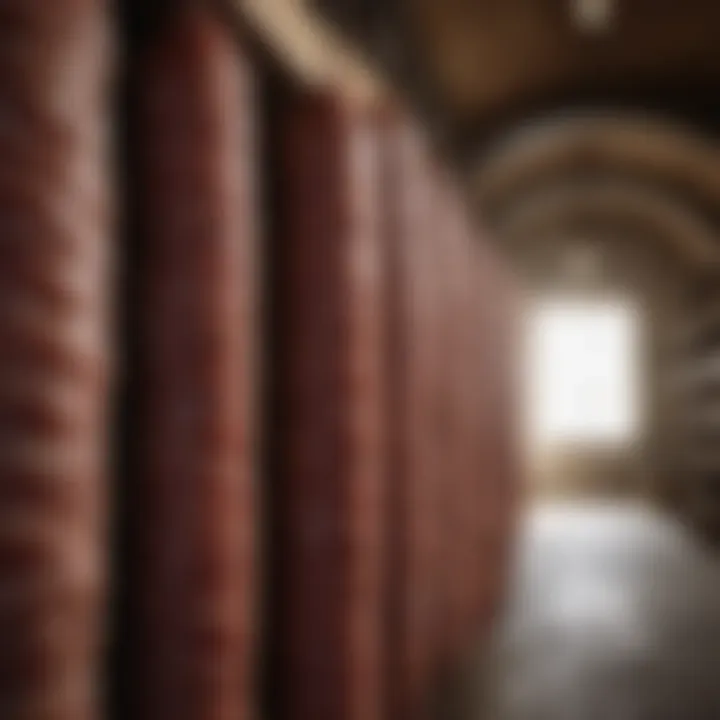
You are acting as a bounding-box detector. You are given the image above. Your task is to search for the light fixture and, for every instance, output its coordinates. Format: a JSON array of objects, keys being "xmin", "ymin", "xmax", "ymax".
[{"xmin": 571, "ymin": 0, "xmax": 616, "ymax": 33}]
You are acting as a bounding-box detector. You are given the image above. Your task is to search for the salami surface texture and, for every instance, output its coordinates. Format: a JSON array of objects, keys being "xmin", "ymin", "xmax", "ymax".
[
  {"xmin": 0, "ymin": 0, "xmax": 113, "ymax": 718},
  {"xmin": 276, "ymin": 92, "xmax": 385, "ymax": 720},
  {"xmin": 129, "ymin": 8, "xmax": 256, "ymax": 720}
]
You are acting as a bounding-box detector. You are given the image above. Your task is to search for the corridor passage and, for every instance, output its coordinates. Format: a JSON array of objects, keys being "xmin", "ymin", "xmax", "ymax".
[{"xmin": 489, "ymin": 503, "xmax": 720, "ymax": 720}]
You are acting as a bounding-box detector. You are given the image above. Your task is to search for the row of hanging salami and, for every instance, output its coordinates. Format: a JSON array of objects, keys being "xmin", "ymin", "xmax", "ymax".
[
  {"xmin": 0, "ymin": 2, "xmax": 518, "ymax": 719},
  {"xmin": 272, "ymin": 94, "xmax": 519, "ymax": 720},
  {"xmin": 381, "ymin": 113, "xmax": 520, "ymax": 720}
]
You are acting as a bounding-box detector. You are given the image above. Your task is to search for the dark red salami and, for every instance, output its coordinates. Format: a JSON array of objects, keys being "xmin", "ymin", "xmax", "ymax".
[
  {"xmin": 473, "ymin": 243, "xmax": 521, "ymax": 627},
  {"xmin": 128, "ymin": 8, "xmax": 256, "ymax": 720},
  {"xmin": 470, "ymin": 250, "xmax": 494, "ymax": 629},
  {"xmin": 454, "ymin": 201, "xmax": 481, "ymax": 654},
  {"xmin": 0, "ymin": 0, "xmax": 112, "ymax": 718},
  {"xmin": 383, "ymin": 114, "xmax": 441, "ymax": 720},
  {"xmin": 276, "ymin": 92, "xmax": 385, "ymax": 720},
  {"xmin": 443, "ymin": 176, "xmax": 475, "ymax": 663}
]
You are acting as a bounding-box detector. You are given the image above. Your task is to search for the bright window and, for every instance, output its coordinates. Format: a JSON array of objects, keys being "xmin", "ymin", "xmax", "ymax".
[{"xmin": 526, "ymin": 299, "xmax": 640, "ymax": 447}]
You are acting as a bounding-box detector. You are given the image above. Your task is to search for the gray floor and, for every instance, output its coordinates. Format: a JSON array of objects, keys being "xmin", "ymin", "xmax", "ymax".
[{"xmin": 485, "ymin": 502, "xmax": 720, "ymax": 720}]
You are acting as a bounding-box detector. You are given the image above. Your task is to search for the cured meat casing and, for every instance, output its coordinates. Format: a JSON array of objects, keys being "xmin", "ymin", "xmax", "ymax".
[
  {"xmin": 130, "ymin": 8, "xmax": 256, "ymax": 720},
  {"xmin": 382, "ymin": 115, "xmax": 440, "ymax": 720},
  {"xmin": 277, "ymin": 94, "xmax": 385, "ymax": 720},
  {"xmin": 0, "ymin": 0, "xmax": 113, "ymax": 718}
]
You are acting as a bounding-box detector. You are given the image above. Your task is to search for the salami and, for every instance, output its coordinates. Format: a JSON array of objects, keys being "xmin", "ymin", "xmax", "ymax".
[
  {"xmin": 472, "ymin": 242, "xmax": 520, "ymax": 627},
  {"xmin": 276, "ymin": 92, "xmax": 385, "ymax": 720},
  {"xmin": 383, "ymin": 114, "xmax": 440, "ymax": 720},
  {"xmin": 127, "ymin": 8, "xmax": 256, "ymax": 720},
  {"xmin": 0, "ymin": 0, "xmax": 112, "ymax": 717}
]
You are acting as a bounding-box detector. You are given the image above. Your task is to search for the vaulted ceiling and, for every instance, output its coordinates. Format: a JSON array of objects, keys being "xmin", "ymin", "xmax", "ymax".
[{"xmin": 310, "ymin": 1, "xmax": 720, "ymax": 141}]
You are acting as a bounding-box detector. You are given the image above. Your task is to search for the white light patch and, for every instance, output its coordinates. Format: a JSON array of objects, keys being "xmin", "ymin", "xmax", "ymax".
[{"xmin": 526, "ymin": 299, "xmax": 640, "ymax": 447}]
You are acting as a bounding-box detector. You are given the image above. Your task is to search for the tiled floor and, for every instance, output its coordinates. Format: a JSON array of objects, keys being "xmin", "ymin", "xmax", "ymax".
[{"xmin": 483, "ymin": 502, "xmax": 720, "ymax": 720}]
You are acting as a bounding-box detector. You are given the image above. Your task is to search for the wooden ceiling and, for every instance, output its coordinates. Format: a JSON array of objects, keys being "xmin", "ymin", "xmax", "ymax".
[
  {"xmin": 303, "ymin": 0, "xmax": 720, "ymax": 149},
  {"xmin": 406, "ymin": 1, "xmax": 720, "ymax": 123},
  {"xmin": 237, "ymin": 0, "xmax": 720, "ymax": 136}
]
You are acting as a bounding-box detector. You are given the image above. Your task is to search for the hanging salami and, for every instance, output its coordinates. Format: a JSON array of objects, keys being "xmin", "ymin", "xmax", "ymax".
[
  {"xmin": 127, "ymin": 8, "xmax": 256, "ymax": 720},
  {"xmin": 0, "ymin": 0, "xmax": 113, "ymax": 717}
]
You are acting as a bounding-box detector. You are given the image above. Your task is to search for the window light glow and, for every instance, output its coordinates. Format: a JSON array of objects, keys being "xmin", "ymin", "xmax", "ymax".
[{"xmin": 527, "ymin": 299, "xmax": 640, "ymax": 447}]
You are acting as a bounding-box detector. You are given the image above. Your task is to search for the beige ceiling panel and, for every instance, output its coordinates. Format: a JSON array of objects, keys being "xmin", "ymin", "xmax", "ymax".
[{"xmin": 239, "ymin": 0, "xmax": 385, "ymax": 100}]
